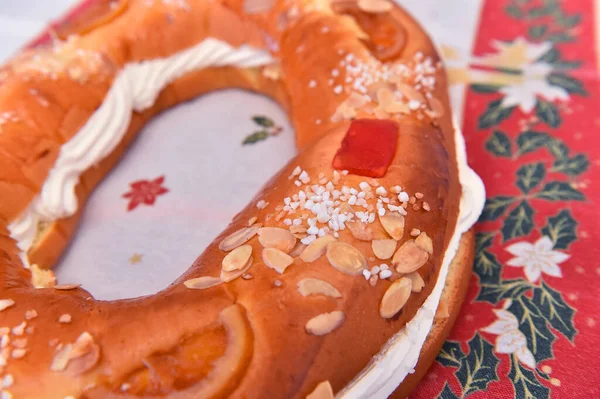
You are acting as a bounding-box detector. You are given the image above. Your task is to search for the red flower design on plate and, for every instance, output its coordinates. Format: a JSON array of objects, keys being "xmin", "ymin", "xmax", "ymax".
[{"xmin": 122, "ymin": 176, "xmax": 169, "ymax": 211}]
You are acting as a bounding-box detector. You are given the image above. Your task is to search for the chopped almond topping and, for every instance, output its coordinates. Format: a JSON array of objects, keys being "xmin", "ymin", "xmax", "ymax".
[
  {"xmin": 220, "ymin": 257, "xmax": 253, "ymax": 283},
  {"xmin": 415, "ymin": 232, "xmax": 433, "ymax": 254},
  {"xmin": 436, "ymin": 300, "xmax": 450, "ymax": 319},
  {"xmin": 392, "ymin": 240, "xmax": 429, "ymax": 273},
  {"xmin": 379, "ymin": 213, "xmax": 405, "ymax": 240},
  {"xmin": 305, "ymin": 311, "xmax": 345, "ymax": 336},
  {"xmin": 12, "ymin": 338, "xmax": 27, "ymax": 349},
  {"xmin": 258, "ymin": 227, "xmax": 297, "ymax": 253},
  {"xmin": 53, "ymin": 284, "xmax": 81, "ymax": 291},
  {"xmin": 262, "ymin": 248, "xmax": 294, "ymax": 274},
  {"xmin": 24, "ymin": 310, "xmax": 37, "ymax": 320},
  {"xmin": 31, "ymin": 264, "xmax": 56, "ymax": 288},
  {"xmin": 50, "ymin": 332, "xmax": 100, "ymax": 376},
  {"xmin": 300, "ymin": 235, "xmax": 337, "ymax": 263},
  {"xmin": 371, "ymin": 239, "xmax": 396, "ymax": 260},
  {"xmin": 184, "ymin": 276, "xmax": 221, "ymax": 290},
  {"xmin": 396, "ymin": 83, "xmax": 426, "ymax": 103},
  {"xmin": 357, "ymin": 0, "xmax": 393, "ymax": 13},
  {"xmin": 58, "ymin": 314, "xmax": 72, "ymax": 324},
  {"xmin": 326, "ymin": 242, "xmax": 367, "ymax": 276},
  {"xmin": 306, "ymin": 380, "xmax": 334, "ymax": 399},
  {"xmin": 406, "ymin": 271, "xmax": 425, "ymax": 292},
  {"xmin": 0, "ymin": 300, "xmax": 14, "ymax": 312},
  {"xmin": 247, "ymin": 216, "xmax": 258, "ymax": 226},
  {"xmin": 297, "ymin": 278, "xmax": 342, "ymax": 298},
  {"xmin": 410, "ymin": 228, "xmax": 421, "ymax": 237},
  {"xmin": 290, "ymin": 242, "xmax": 308, "ymax": 257},
  {"xmin": 380, "ymin": 277, "xmax": 412, "ymax": 318},
  {"xmin": 219, "ymin": 225, "xmax": 261, "ymax": 252},
  {"xmin": 243, "ymin": 0, "xmax": 275, "ymax": 14},
  {"xmin": 11, "ymin": 348, "xmax": 27, "ymax": 359},
  {"xmin": 222, "ymin": 245, "xmax": 253, "ymax": 272},
  {"xmin": 346, "ymin": 221, "xmax": 373, "ymax": 241},
  {"xmin": 11, "ymin": 322, "xmax": 26, "ymax": 336},
  {"xmin": 427, "ymin": 97, "xmax": 445, "ymax": 118}
]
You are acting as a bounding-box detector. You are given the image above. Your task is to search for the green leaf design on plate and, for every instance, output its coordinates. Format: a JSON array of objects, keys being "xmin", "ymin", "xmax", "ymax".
[
  {"xmin": 509, "ymin": 353, "xmax": 550, "ymax": 399},
  {"xmin": 242, "ymin": 130, "xmax": 270, "ymax": 145},
  {"xmin": 516, "ymin": 131, "xmax": 551, "ymax": 156},
  {"xmin": 471, "ymin": 83, "xmax": 503, "ymax": 93},
  {"xmin": 478, "ymin": 99, "xmax": 517, "ymax": 129},
  {"xmin": 476, "ymin": 232, "xmax": 496, "ymax": 252},
  {"xmin": 546, "ymin": 73, "xmax": 587, "ymax": 96},
  {"xmin": 439, "ymin": 383, "xmax": 461, "ymax": 399},
  {"xmin": 509, "ymin": 297, "xmax": 556, "ymax": 363},
  {"xmin": 480, "ymin": 196, "xmax": 516, "ymax": 222},
  {"xmin": 548, "ymin": 32, "xmax": 575, "ymax": 43},
  {"xmin": 505, "ymin": 4, "xmax": 525, "ymax": 19},
  {"xmin": 485, "ymin": 130, "xmax": 512, "ymax": 157},
  {"xmin": 546, "ymin": 138, "xmax": 569, "ymax": 159},
  {"xmin": 528, "ymin": 25, "xmax": 547, "ymax": 39},
  {"xmin": 541, "ymin": 209, "xmax": 578, "ymax": 249},
  {"xmin": 557, "ymin": 13, "xmax": 581, "ymax": 28},
  {"xmin": 252, "ymin": 115, "xmax": 275, "ymax": 127},
  {"xmin": 534, "ymin": 181, "xmax": 585, "ymax": 201},
  {"xmin": 502, "ymin": 200, "xmax": 535, "ymax": 241},
  {"xmin": 475, "ymin": 249, "xmax": 502, "ymax": 284},
  {"xmin": 552, "ymin": 153, "xmax": 589, "ymax": 176},
  {"xmin": 477, "ymin": 279, "xmax": 532, "ymax": 305},
  {"xmin": 536, "ymin": 48, "xmax": 581, "ymax": 69},
  {"xmin": 516, "ymin": 163, "xmax": 546, "ymax": 194},
  {"xmin": 528, "ymin": 4, "xmax": 555, "ymax": 18},
  {"xmin": 533, "ymin": 283, "xmax": 577, "ymax": 341},
  {"xmin": 535, "ymin": 99, "xmax": 562, "ymax": 128},
  {"xmin": 438, "ymin": 341, "xmax": 465, "ymax": 368},
  {"xmin": 456, "ymin": 333, "xmax": 500, "ymax": 396}
]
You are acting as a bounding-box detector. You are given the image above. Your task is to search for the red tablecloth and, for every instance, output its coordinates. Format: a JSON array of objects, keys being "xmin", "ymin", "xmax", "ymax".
[{"xmin": 26, "ymin": 0, "xmax": 600, "ymax": 397}]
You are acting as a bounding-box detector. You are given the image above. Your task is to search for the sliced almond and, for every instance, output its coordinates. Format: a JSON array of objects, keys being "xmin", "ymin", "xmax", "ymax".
[
  {"xmin": 357, "ymin": 0, "xmax": 392, "ymax": 13},
  {"xmin": 307, "ymin": 380, "xmax": 334, "ymax": 399},
  {"xmin": 406, "ymin": 271, "xmax": 425, "ymax": 292},
  {"xmin": 220, "ymin": 257, "xmax": 253, "ymax": 283},
  {"xmin": 31, "ymin": 264, "xmax": 56, "ymax": 288},
  {"xmin": 247, "ymin": 216, "xmax": 258, "ymax": 226},
  {"xmin": 297, "ymin": 278, "xmax": 342, "ymax": 298},
  {"xmin": 244, "ymin": 0, "xmax": 275, "ymax": 14},
  {"xmin": 219, "ymin": 224, "xmax": 261, "ymax": 252},
  {"xmin": 300, "ymin": 235, "xmax": 337, "ymax": 263},
  {"xmin": 346, "ymin": 221, "xmax": 373, "ymax": 241},
  {"xmin": 379, "ymin": 277, "xmax": 412, "ymax": 318},
  {"xmin": 436, "ymin": 300, "xmax": 450, "ymax": 319},
  {"xmin": 392, "ymin": 240, "xmax": 429, "ymax": 273},
  {"xmin": 371, "ymin": 239, "xmax": 396, "ymax": 260},
  {"xmin": 258, "ymin": 227, "xmax": 296, "ymax": 253},
  {"xmin": 0, "ymin": 299, "xmax": 14, "ymax": 312},
  {"xmin": 262, "ymin": 248, "xmax": 294, "ymax": 274},
  {"xmin": 415, "ymin": 232, "xmax": 433, "ymax": 254},
  {"xmin": 184, "ymin": 276, "xmax": 222, "ymax": 290},
  {"xmin": 289, "ymin": 242, "xmax": 308, "ymax": 257},
  {"xmin": 305, "ymin": 311, "xmax": 345, "ymax": 336},
  {"xmin": 222, "ymin": 245, "xmax": 253, "ymax": 272},
  {"xmin": 54, "ymin": 284, "xmax": 80, "ymax": 291},
  {"xmin": 396, "ymin": 83, "xmax": 426, "ymax": 103},
  {"xmin": 378, "ymin": 213, "xmax": 405, "ymax": 240},
  {"xmin": 427, "ymin": 97, "xmax": 445, "ymax": 118},
  {"xmin": 326, "ymin": 242, "xmax": 367, "ymax": 276}
]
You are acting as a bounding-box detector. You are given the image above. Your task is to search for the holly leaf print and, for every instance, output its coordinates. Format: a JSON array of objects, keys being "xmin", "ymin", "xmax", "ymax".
[
  {"xmin": 480, "ymin": 196, "xmax": 516, "ymax": 222},
  {"xmin": 535, "ymin": 99, "xmax": 561, "ymax": 128},
  {"xmin": 478, "ymin": 99, "xmax": 517, "ymax": 129},
  {"xmin": 528, "ymin": 25, "xmax": 547, "ymax": 39},
  {"xmin": 501, "ymin": 200, "xmax": 535, "ymax": 241},
  {"xmin": 437, "ymin": 341, "xmax": 465, "ymax": 368},
  {"xmin": 485, "ymin": 130, "xmax": 512, "ymax": 157},
  {"xmin": 509, "ymin": 297, "xmax": 555, "ymax": 363},
  {"xmin": 536, "ymin": 47, "xmax": 581, "ymax": 69},
  {"xmin": 516, "ymin": 163, "xmax": 545, "ymax": 194},
  {"xmin": 242, "ymin": 130, "xmax": 269, "ymax": 145},
  {"xmin": 438, "ymin": 383, "xmax": 461, "ymax": 399},
  {"xmin": 509, "ymin": 353, "xmax": 550, "ymax": 399},
  {"xmin": 471, "ymin": 84, "xmax": 502, "ymax": 94},
  {"xmin": 533, "ymin": 283, "xmax": 577, "ymax": 342},
  {"xmin": 475, "ymin": 250, "xmax": 502, "ymax": 285},
  {"xmin": 476, "ymin": 232, "xmax": 496, "ymax": 252},
  {"xmin": 556, "ymin": 13, "xmax": 581, "ymax": 28},
  {"xmin": 505, "ymin": 4, "xmax": 525, "ymax": 19},
  {"xmin": 477, "ymin": 279, "xmax": 532, "ymax": 305},
  {"xmin": 455, "ymin": 333, "xmax": 500, "ymax": 396},
  {"xmin": 516, "ymin": 131, "xmax": 551, "ymax": 156},
  {"xmin": 252, "ymin": 115, "xmax": 275, "ymax": 127},
  {"xmin": 534, "ymin": 181, "xmax": 585, "ymax": 201},
  {"xmin": 541, "ymin": 209, "xmax": 578, "ymax": 249},
  {"xmin": 546, "ymin": 73, "xmax": 587, "ymax": 96},
  {"xmin": 552, "ymin": 153, "xmax": 589, "ymax": 176},
  {"xmin": 548, "ymin": 32, "xmax": 575, "ymax": 43}
]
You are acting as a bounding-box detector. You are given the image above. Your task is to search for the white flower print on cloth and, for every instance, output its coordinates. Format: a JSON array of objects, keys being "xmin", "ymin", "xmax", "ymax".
[
  {"xmin": 482, "ymin": 300, "xmax": 536, "ymax": 369},
  {"xmin": 505, "ymin": 236, "xmax": 570, "ymax": 283}
]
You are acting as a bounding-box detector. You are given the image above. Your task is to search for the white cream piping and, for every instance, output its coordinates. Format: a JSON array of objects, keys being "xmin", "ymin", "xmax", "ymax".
[
  {"xmin": 338, "ymin": 117, "xmax": 485, "ymax": 398},
  {"xmin": 9, "ymin": 38, "xmax": 273, "ymax": 260}
]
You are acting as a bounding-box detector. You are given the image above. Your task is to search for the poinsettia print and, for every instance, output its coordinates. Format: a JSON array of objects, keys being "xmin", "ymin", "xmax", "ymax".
[
  {"xmin": 122, "ymin": 176, "xmax": 169, "ymax": 211},
  {"xmin": 505, "ymin": 236, "xmax": 570, "ymax": 283},
  {"xmin": 482, "ymin": 300, "xmax": 536, "ymax": 369}
]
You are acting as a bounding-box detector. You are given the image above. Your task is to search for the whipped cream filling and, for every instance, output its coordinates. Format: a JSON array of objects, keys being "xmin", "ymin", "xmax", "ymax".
[
  {"xmin": 338, "ymin": 118, "xmax": 485, "ymax": 398},
  {"xmin": 9, "ymin": 38, "xmax": 273, "ymax": 261}
]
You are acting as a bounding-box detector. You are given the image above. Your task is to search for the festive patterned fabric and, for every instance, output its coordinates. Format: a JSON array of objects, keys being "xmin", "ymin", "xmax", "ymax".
[{"xmin": 8, "ymin": 0, "xmax": 600, "ymax": 397}]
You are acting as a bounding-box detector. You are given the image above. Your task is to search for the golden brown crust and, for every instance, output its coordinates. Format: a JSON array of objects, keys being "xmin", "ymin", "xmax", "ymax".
[{"xmin": 0, "ymin": 0, "xmax": 469, "ymax": 397}]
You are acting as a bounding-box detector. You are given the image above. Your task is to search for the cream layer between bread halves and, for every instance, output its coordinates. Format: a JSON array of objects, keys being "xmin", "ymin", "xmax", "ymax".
[
  {"xmin": 8, "ymin": 38, "xmax": 273, "ymax": 262},
  {"xmin": 7, "ymin": 36, "xmax": 485, "ymax": 398}
]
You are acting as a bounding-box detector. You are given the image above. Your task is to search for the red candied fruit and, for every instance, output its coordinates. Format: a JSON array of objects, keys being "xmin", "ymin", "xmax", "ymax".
[{"xmin": 332, "ymin": 119, "xmax": 398, "ymax": 178}]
